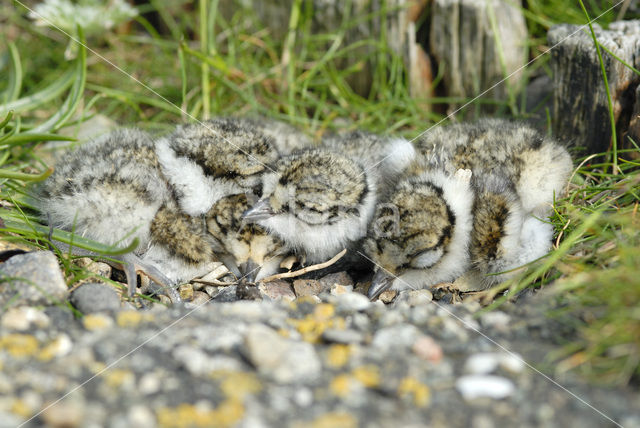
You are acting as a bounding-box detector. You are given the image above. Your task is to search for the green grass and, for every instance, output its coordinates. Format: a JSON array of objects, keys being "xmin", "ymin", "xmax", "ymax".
[{"xmin": 1, "ymin": 0, "xmax": 639, "ymax": 385}]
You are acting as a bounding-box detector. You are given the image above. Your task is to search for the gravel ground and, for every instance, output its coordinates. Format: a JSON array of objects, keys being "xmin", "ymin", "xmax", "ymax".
[{"xmin": 1, "ymin": 251, "xmax": 639, "ymax": 428}]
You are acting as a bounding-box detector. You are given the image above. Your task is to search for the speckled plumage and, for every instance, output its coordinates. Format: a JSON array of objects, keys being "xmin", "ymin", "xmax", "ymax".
[
  {"xmin": 244, "ymin": 148, "xmax": 377, "ymax": 263},
  {"xmin": 156, "ymin": 117, "xmax": 281, "ymax": 217},
  {"xmin": 243, "ymin": 130, "xmax": 415, "ymax": 264},
  {"xmin": 35, "ymin": 129, "xmax": 219, "ymax": 297},
  {"xmin": 411, "ymin": 118, "xmax": 572, "ymax": 216},
  {"xmin": 364, "ymin": 168, "xmax": 475, "ymax": 298},
  {"xmin": 206, "ymin": 193, "xmax": 285, "ymax": 281}
]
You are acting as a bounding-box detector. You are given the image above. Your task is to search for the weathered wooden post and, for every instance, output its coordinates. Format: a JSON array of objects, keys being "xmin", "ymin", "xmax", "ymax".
[
  {"xmin": 429, "ymin": 0, "xmax": 528, "ymax": 114},
  {"xmin": 548, "ymin": 21, "xmax": 640, "ymax": 155}
]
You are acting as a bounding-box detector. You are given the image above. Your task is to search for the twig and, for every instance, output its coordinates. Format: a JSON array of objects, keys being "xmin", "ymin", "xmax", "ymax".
[
  {"xmin": 258, "ymin": 249, "xmax": 347, "ymax": 283},
  {"xmin": 191, "ymin": 278, "xmax": 234, "ymax": 286}
]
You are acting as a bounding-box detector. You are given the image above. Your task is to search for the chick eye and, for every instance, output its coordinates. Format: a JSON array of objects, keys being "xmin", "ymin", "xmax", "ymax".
[{"xmin": 411, "ymin": 247, "xmax": 444, "ymax": 269}]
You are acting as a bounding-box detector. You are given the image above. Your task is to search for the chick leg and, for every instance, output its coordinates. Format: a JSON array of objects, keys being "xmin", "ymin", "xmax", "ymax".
[{"xmin": 118, "ymin": 253, "xmax": 181, "ymax": 303}]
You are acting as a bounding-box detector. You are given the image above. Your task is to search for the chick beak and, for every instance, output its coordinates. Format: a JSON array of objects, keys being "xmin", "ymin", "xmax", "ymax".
[
  {"xmin": 239, "ymin": 260, "xmax": 260, "ymax": 283},
  {"xmin": 368, "ymin": 269, "xmax": 394, "ymax": 301},
  {"xmin": 242, "ymin": 198, "xmax": 274, "ymax": 222}
]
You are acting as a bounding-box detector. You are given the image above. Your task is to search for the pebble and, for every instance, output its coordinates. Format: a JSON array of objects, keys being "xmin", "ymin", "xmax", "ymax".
[
  {"xmin": 393, "ymin": 289, "xmax": 433, "ymax": 306},
  {"xmin": 41, "ymin": 399, "xmax": 84, "ymax": 427},
  {"xmin": 411, "ymin": 335, "xmax": 443, "ymax": 363},
  {"xmin": 379, "ymin": 289, "xmax": 398, "ymax": 303},
  {"xmin": 479, "ymin": 311, "xmax": 512, "ymax": 332},
  {"xmin": 212, "ymin": 285, "xmax": 238, "ymax": 302},
  {"xmin": 319, "ymin": 272, "xmax": 353, "ymax": 289},
  {"xmin": 244, "ymin": 324, "xmax": 321, "ymax": 383},
  {"xmin": 372, "ymin": 324, "xmax": 420, "ymax": 353},
  {"xmin": 178, "ymin": 283, "xmax": 194, "ymax": 301},
  {"xmin": 1, "ymin": 307, "xmax": 50, "ymax": 331},
  {"xmin": 259, "ymin": 280, "xmax": 296, "ymax": 301},
  {"xmin": 70, "ymin": 283, "xmax": 121, "ymax": 313},
  {"xmin": 464, "ymin": 352, "xmax": 525, "ymax": 375},
  {"xmin": 292, "ymin": 279, "xmax": 327, "ymax": 297},
  {"xmin": 0, "ymin": 251, "xmax": 68, "ymax": 307},
  {"xmin": 334, "ymin": 292, "xmax": 371, "ymax": 313},
  {"xmin": 330, "ymin": 284, "xmax": 354, "ymax": 295},
  {"xmin": 184, "ymin": 291, "xmax": 210, "ymax": 308},
  {"xmin": 74, "ymin": 257, "xmax": 112, "ymax": 278},
  {"xmin": 322, "ymin": 329, "xmax": 364, "ymax": 344},
  {"xmin": 456, "ymin": 375, "xmax": 516, "ymax": 400}
]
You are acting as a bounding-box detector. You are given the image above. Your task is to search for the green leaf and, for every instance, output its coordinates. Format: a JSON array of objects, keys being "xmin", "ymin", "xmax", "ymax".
[
  {"xmin": 0, "ymin": 68, "xmax": 75, "ymax": 115},
  {"xmin": 0, "ymin": 215, "xmax": 139, "ymax": 256},
  {"xmin": 28, "ymin": 26, "xmax": 87, "ymax": 134},
  {"xmin": 1, "ymin": 42, "xmax": 22, "ymax": 104}
]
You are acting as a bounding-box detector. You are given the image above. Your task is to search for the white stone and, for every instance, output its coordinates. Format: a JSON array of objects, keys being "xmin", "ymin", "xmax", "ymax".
[
  {"xmin": 1, "ymin": 306, "xmax": 50, "ymax": 330},
  {"xmin": 456, "ymin": 375, "xmax": 515, "ymax": 400}
]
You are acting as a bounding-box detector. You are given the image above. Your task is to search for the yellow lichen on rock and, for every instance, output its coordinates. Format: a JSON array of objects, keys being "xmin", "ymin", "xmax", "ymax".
[
  {"xmin": 212, "ymin": 370, "xmax": 262, "ymax": 400},
  {"xmin": 326, "ymin": 344, "xmax": 351, "ymax": 368},
  {"xmin": 156, "ymin": 399, "xmax": 245, "ymax": 428},
  {"xmin": 0, "ymin": 334, "xmax": 39, "ymax": 357},
  {"xmin": 104, "ymin": 369, "xmax": 135, "ymax": 389},
  {"xmin": 116, "ymin": 311, "xmax": 154, "ymax": 328},
  {"xmin": 397, "ymin": 377, "xmax": 430, "ymax": 407},
  {"xmin": 351, "ymin": 365, "xmax": 380, "ymax": 388},
  {"xmin": 82, "ymin": 313, "xmax": 113, "ymax": 331}
]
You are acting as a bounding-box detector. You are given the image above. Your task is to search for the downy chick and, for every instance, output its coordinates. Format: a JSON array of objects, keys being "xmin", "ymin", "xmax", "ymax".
[
  {"xmin": 155, "ymin": 117, "xmax": 280, "ymax": 217},
  {"xmin": 242, "ymin": 131, "xmax": 415, "ymax": 264},
  {"xmin": 411, "ymin": 118, "xmax": 572, "ymax": 216},
  {"xmin": 364, "ymin": 169, "xmax": 553, "ymax": 299},
  {"xmin": 205, "ymin": 193, "xmax": 286, "ymax": 281},
  {"xmin": 35, "ymin": 129, "xmax": 217, "ymax": 298}
]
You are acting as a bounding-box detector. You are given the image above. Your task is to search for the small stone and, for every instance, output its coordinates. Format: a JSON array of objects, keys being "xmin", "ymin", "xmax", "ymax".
[
  {"xmin": 394, "ymin": 289, "xmax": 433, "ymax": 306},
  {"xmin": 235, "ymin": 282, "xmax": 262, "ymax": 300},
  {"xmin": 82, "ymin": 313, "xmax": 114, "ymax": 330},
  {"xmin": 412, "ymin": 335, "xmax": 443, "ymax": 363},
  {"xmin": 1, "ymin": 307, "xmax": 50, "ymax": 331},
  {"xmin": 464, "ymin": 353, "xmax": 499, "ymax": 374},
  {"xmin": 372, "ymin": 324, "xmax": 420, "ymax": 353},
  {"xmin": 138, "ymin": 373, "xmax": 161, "ymax": 395},
  {"xmin": 0, "ymin": 251, "xmax": 68, "ymax": 307},
  {"xmin": 319, "ymin": 272, "xmax": 353, "ymax": 289},
  {"xmin": 197, "ymin": 263, "xmax": 230, "ymax": 282},
  {"xmin": 322, "ymin": 329, "xmax": 363, "ymax": 344},
  {"xmin": 203, "ymin": 285, "xmax": 219, "ymax": 297},
  {"xmin": 455, "ymin": 375, "xmax": 515, "ymax": 400},
  {"xmin": 41, "ymin": 399, "xmax": 83, "ymax": 427},
  {"xmin": 499, "ymin": 353, "xmax": 525, "ymax": 374},
  {"xmin": 293, "ymin": 279, "xmax": 327, "ymax": 297},
  {"xmin": 334, "ymin": 292, "xmax": 370, "ymax": 313},
  {"xmin": 330, "ymin": 284, "xmax": 353, "ymax": 295},
  {"xmin": 70, "ymin": 282, "xmax": 120, "ymax": 313},
  {"xmin": 38, "ymin": 334, "xmax": 73, "ymax": 361},
  {"xmin": 186, "ymin": 291, "xmax": 210, "ymax": 307},
  {"xmin": 244, "ymin": 324, "xmax": 321, "ymax": 383},
  {"xmin": 479, "ymin": 311, "xmax": 512, "ymax": 331},
  {"xmin": 128, "ymin": 405, "xmax": 155, "ymax": 428},
  {"xmin": 74, "ymin": 257, "xmax": 112, "ymax": 278},
  {"xmin": 178, "ymin": 283, "xmax": 194, "ymax": 301},
  {"xmin": 259, "ymin": 280, "xmax": 295, "ymax": 301},
  {"xmin": 379, "ymin": 289, "xmax": 398, "ymax": 303},
  {"xmin": 212, "ymin": 285, "xmax": 238, "ymax": 302}
]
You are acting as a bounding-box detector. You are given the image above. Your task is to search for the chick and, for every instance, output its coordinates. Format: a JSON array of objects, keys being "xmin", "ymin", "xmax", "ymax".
[
  {"xmin": 365, "ymin": 169, "xmax": 555, "ymax": 299},
  {"xmin": 35, "ymin": 129, "xmax": 192, "ymax": 297},
  {"xmin": 364, "ymin": 168, "xmax": 475, "ymax": 299},
  {"xmin": 205, "ymin": 193, "xmax": 286, "ymax": 282},
  {"xmin": 243, "ymin": 148, "xmax": 377, "ymax": 263},
  {"xmin": 238, "ymin": 116, "xmax": 314, "ymax": 155},
  {"xmin": 155, "ymin": 117, "xmax": 280, "ymax": 217},
  {"xmin": 411, "ymin": 118, "xmax": 572, "ymax": 216},
  {"xmin": 322, "ymin": 130, "xmax": 416, "ymax": 197},
  {"xmin": 242, "ymin": 130, "xmax": 415, "ymax": 264}
]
